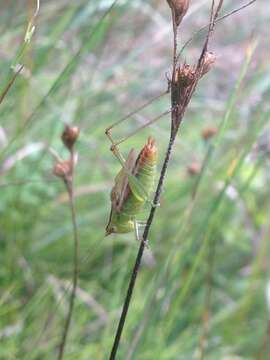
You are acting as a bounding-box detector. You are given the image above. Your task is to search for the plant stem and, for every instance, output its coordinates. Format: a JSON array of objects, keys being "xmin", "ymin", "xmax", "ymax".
[
  {"xmin": 109, "ymin": 131, "xmax": 177, "ymax": 360},
  {"xmin": 0, "ymin": 64, "xmax": 24, "ymax": 106},
  {"xmin": 109, "ymin": 6, "xmax": 181, "ymax": 358},
  {"xmin": 108, "ymin": 0, "xmax": 256, "ymax": 357},
  {"xmin": 199, "ymin": 241, "xmax": 216, "ymax": 360},
  {"xmin": 57, "ymin": 154, "xmax": 79, "ymax": 360}
]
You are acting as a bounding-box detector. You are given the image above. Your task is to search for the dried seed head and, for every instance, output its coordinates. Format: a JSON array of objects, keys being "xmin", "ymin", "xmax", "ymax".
[
  {"xmin": 61, "ymin": 125, "xmax": 80, "ymax": 150},
  {"xmin": 167, "ymin": 0, "xmax": 190, "ymax": 26},
  {"xmin": 175, "ymin": 64, "xmax": 196, "ymax": 87},
  {"xmin": 201, "ymin": 52, "xmax": 216, "ymax": 76},
  {"xmin": 53, "ymin": 159, "xmax": 72, "ymax": 179},
  {"xmin": 202, "ymin": 127, "xmax": 218, "ymax": 140},
  {"xmin": 187, "ymin": 161, "xmax": 201, "ymax": 176}
]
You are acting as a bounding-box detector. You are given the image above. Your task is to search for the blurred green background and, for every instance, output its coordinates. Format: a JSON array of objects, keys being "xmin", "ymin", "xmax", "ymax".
[{"xmin": 0, "ymin": 0, "xmax": 270, "ymax": 359}]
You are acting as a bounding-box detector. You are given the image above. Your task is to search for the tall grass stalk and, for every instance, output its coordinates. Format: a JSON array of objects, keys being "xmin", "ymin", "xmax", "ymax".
[
  {"xmin": 107, "ymin": 0, "xmax": 255, "ymax": 360},
  {"xmin": 109, "ymin": 1, "xmax": 233, "ymax": 358},
  {"xmin": 57, "ymin": 172, "xmax": 79, "ymax": 360},
  {"xmin": 52, "ymin": 128, "xmax": 80, "ymax": 360},
  {"xmin": 56, "ymin": 165, "xmax": 79, "ymax": 359}
]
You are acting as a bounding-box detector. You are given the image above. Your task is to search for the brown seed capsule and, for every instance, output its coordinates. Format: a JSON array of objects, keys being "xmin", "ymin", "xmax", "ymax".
[
  {"xmin": 201, "ymin": 52, "xmax": 216, "ymax": 76},
  {"xmin": 187, "ymin": 161, "xmax": 201, "ymax": 176},
  {"xmin": 61, "ymin": 125, "xmax": 80, "ymax": 150},
  {"xmin": 175, "ymin": 64, "xmax": 196, "ymax": 87},
  {"xmin": 53, "ymin": 159, "xmax": 72, "ymax": 179},
  {"xmin": 202, "ymin": 127, "xmax": 218, "ymax": 140},
  {"xmin": 166, "ymin": 0, "xmax": 190, "ymax": 27}
]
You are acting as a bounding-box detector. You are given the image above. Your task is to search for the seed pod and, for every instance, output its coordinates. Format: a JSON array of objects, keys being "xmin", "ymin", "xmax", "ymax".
[
  {"xmin": 201, "ymin": 52, "xmax": 216, "ymax": 76},
  {"xmin": 174, "ymin": 64, "xmax": 196, "ymax": 87},
  {"xmin": 53, "ymin": 159, "xmax": 72, "ymax": 179},
  {"xmin": 166, "ymin": 0, "xmax": 190, "ymax": 26},
  {"xmin": 61, "ymin": 125, "xmax": 80, "ymax": 150},
  {"xmin": 202, "ymin": 127, "xmax": 218, "ymax": 140},
  {"xmin": 187, "ymin": 161, "xmax": 201, "ymax": 176},
  {"xmin": 106, "ymin": 137, "xmax": 157, "ymax": 235},
  {"xmin": 171, "ymin": 64, "xmax": 196, "ymax": 112}
]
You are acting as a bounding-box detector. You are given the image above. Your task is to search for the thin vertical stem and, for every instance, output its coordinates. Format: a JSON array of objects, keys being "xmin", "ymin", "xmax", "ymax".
[
  {"xmin": 172, "ymin": 18, "xmax": 178, "ymax": 79},
  {"xmin": 108, "ymin": 0, "xmax": 249, "ymax": 356},
  {"xmin": 57, "ymin": 151, "xmax": 79, "ymax": 360},
  {"xmin": 109, "ymin": 132, "xmax": 177, "ymax": 360}
]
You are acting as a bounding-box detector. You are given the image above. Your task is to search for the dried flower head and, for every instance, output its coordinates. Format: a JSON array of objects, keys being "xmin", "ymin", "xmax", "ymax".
[
  {"xmin": 202, "ymin": 126, "xmax": 218, "ymax": 140},
  {"xmin": 61, "ymin": 125, "xmax": 80, "ymax": 150},
  {"xmin": 175, "ymin": 64, "xmax": 196, "ymax": 87},
  {"xmin": 201, "ymin": 52, "xmax": 216, "ymax": 76},
  {"xmin": 166, "ymin": 0, "xmax": 190, "ymax": 26},
  {"xmin": 53, "ymin": 159, "xmax": 72, "ymax": 179}
]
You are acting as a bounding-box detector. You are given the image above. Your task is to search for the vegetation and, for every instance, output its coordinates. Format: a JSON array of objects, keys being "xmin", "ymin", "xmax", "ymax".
[{"xmin": 0, "ymin": 1, "xmax": 269, "ymax": 359}]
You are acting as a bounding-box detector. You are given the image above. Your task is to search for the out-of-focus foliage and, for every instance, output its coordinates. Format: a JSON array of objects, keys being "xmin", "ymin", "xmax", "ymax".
[{"xmin": 0, "ymin": 0, "xmax": 270, "ymax": 359}]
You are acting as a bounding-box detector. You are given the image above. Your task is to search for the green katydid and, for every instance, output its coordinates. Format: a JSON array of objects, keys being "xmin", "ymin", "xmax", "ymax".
[
  {"xmin": 105, "ymin": 91, "xmax": 172, "ymax": 237},
  {"xmin": 105, "ymin": 136, "xmax": 157, "ymax": 236}
]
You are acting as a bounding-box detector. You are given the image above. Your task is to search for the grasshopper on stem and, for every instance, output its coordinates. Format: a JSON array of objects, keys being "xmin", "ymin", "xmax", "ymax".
[
  {"xmin": 105, "ymin": 136, "xmax": 158, "ymax": 237},
  {"xmin": 104, "ymin": 90, "xmax": 173, "ymax": 238}
]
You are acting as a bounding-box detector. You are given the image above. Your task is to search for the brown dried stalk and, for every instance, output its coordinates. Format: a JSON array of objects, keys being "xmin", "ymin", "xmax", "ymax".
[
  {"xmin": 109, "ymin": 1, "xmax": 256, "ymax": 359},
  {"xmin": 0, "ymin": 65, "xmax": 24, "ymax": 106},
  {"xmin": 54, "ymin": 126, "xmax": 80, "ymax": 360}
]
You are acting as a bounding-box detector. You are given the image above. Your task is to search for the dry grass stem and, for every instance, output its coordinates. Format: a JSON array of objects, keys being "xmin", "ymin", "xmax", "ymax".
[{"xmin": 54, "ymin": 127, "xmax": 80, "ymax": 360}]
